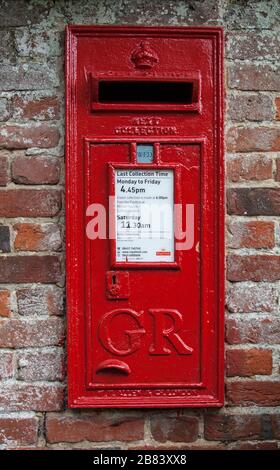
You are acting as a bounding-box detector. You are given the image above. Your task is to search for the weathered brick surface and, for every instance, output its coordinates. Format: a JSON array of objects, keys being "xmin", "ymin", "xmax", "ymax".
[
  {"xmin": 227, "ymin": 127, "xmax": 280, "ymax": 152},
  {"xmin": 0, "ymin": 290, "xmax": 11, "ymax": 317},
  {"xmin": 276, "ymin": 97, "xmax": 280, "ymax": 120},
  {"xmin": 205, "ymin": 414, "xmax": 261, "ymax": 441},
  {"xmin": 227, "ymin": 254, "xmax": 280, "ymax": 282},
  {"xmin": 15, "ymin": 28, "xmax": 62, "ymax": 59},
  {"xmin": 0, "ymin": 351, "xmax": 15, "ymax": 380},
  {"xmin": 227, "ymin": 220, "xmax": 275, "ymax": 249},
  {"xmin": 0, "ymin": 415, "xmax": 38, "ymax": 446},
  {"xmin": 0, "ymin": 154, "xmax": 9, "ymax": 186},
  {"xmin": 224, "ymin": 1, "xmax": 280, "ymax": 30},
  {"xmin": 17, "ymin": 286, "xmax": 63, "ymax": 316},
  {"xmin": 46, "ymin": 413, "xmax": 144, "ymax": 443},
  {"xmin": 226, "ymin": 317, "xmax": 280, "ymax": 345},
  {"xmin": 0, "ymin": 0, "xmax": 53, "ymax": 27},
  {"xmin": 0, "ymin": 255, "xmax": 61, "ymax": 283},
  {"xmin": 150, "ymin": 416, "xmax": 199, "ymax": 443},
  {"xmin": 227, "ymin": 188, "xmax": 280, "ymax": 215},
  {"xmin": 227, "ymin": 155, "xmax": 272, "ymax": 182},
  {"xmin": 0, "ymin": 189, "xmax": 61, "ymax": 217},
  {"xmin": 0, "ymin": 30, "xmax": 15, "ymax": 62},
  {"xmin": 0, "ymin": 0, "xmax": 279, "ymax": 452},
  {"xmin": 0, "ymin": 383, "xmax": 64, "ymax": 411},
  {"xmin": 0, "ymin": 97, "xmax": 10, "ymax": 121},
  {"xmin": 227, "ymin": 381, "xmax": 280, "ymax": 406},
  {"xmin": 14, "ymin": 223, "xmax": 61, "ymax": 251},
  {"xmin": 227, "ymin": 94, "xmax": 274, "ymax": 122},
  {"xmin": 227, "ymin": 32, "xmax": 280, "ymax": 62},
  {"xmin": 0, "ymin": 317, "xmax": 64, "ymax": 348},
  {"xmin": 227, "ymin": 283, "xmax": 278, "ymax": 313},
  {"xmin": 0, "ymin": 225, "xmax": 10, "ymax": 252},
  {"xmin": 226, "ymin": 348, "xmax": 273, "ymax": 376},
  {"xmin": 0, "ymin": 123, "xmax": 60, "ymax": 149},
  {"xmin": 11, "ymin": 94, "xmax": 60, "ymax": 121},
  {"xmin": 205, "ymin": 413, "xmax": 280, "ymax": 442},
  {"xmin": 0, "ymin": 63, "xmax": 59, "ymax": 91},
  {"xmin": 276, "ymin": 158, "xmax": 280, "ymax": 181},
  {"xmin": 228, "ymin": 65, "xmax": 280, "ymax": 92},
  {"xmin": 230, "ymin": 441, "xmax": 278, "ymax": 450},
  {"xmin": 18, "ymin": 348, "xmax": 65, "ymax": 381},
  {"xmin": 12, "ymin": 156, "xmax": 60, "ymax": 184}
]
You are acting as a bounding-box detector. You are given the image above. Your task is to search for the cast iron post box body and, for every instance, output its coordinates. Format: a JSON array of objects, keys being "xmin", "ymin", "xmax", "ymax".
[{"xmin": 66, "ymin": 26, "xmax": 224, "ymax": 408}]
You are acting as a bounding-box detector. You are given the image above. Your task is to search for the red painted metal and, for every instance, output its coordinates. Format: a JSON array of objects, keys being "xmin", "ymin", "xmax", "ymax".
[{"xmin": 66, "ymin": 26, "xmax": 224, "ymax": 408}]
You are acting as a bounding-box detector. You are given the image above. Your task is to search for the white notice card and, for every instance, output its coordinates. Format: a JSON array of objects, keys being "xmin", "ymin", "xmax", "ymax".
[{"xmin": 115, "ymin": 169, "xmax": 174, "ymax": 263}]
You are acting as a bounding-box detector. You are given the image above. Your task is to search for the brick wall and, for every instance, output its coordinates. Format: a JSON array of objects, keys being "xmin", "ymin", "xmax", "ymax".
[{"xmin": 0, "ymin": 0, "xmax": 279, "ymax": 450}]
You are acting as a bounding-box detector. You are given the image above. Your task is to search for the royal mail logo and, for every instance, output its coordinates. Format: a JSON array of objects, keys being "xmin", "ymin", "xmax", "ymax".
[{"xmin": 156, "ymin": 249, "xmax": 171, "ymax": 256}]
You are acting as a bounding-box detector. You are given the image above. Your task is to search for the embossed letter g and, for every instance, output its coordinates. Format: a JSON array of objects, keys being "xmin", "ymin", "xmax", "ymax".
[{"xmin": 98, "ymin": 309, "xmax": 145, "ymax": 356}]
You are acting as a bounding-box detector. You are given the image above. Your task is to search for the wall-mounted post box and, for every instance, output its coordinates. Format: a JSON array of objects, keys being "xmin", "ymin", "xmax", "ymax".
[{"xmin": 66, "ymin": 26, "xmax": 224, "ymax": 408}]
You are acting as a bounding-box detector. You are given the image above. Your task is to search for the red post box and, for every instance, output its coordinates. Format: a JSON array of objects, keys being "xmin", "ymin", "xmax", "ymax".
[{"xmin": 66, "ymin": 26, "xmax": 224, "ymax": 408}]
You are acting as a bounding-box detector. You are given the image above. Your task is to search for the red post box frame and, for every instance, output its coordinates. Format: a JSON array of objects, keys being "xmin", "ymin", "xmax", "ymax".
[{"xmin": 66, "ymin": 26, "xmax": 224, "ymax": 408}]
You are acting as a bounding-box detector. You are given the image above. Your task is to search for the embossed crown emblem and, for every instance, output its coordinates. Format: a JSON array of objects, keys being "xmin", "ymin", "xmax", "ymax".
[{"xmin": 131, "ymin": 41, "xmax": 159, "ymax": 69}]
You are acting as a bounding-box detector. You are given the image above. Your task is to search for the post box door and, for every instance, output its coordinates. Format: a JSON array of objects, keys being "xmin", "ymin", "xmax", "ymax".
[{"xmin": 82, "ymin": 141, "xmax": 216, "ymax": 400}]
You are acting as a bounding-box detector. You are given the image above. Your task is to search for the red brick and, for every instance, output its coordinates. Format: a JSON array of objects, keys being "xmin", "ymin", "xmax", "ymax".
[
  {"xmin": 228, "ymin": 64, "xmax": 280, "ymax": 91},
  {"xmin": 0, "ymin": 225, "xmax": 10, "ymax": 253},
  {"xmin": 0, "ymin": 154, "xmax": 8, "ymax": 186},
  {"xmin": 0, "ymin": 290, "xmax": 11, "ymax": 317},
  {"xmin": 12, "ymin": 156, "xmax": 60, "ymax": 184},
  {"xmin": 227, "ymin": 284, "xmax": 278, "ymax": 313},
  {"xmin": 14, "ymin": 223, "xmax": 61, "ymax": 251},
  {"xmin": 227, "ymin": 254, "xmax": 280, "ymax": 282},
  {"xmin": 226, "ymin": 348, "xmax": 272, "ymax": 376},
  {"xmin": 227, "ymin": 381, "xmax": 280, "ymax": 406},
  {"xmin": 227, "ymin": 188, "xmax": 280, "ymax": 216},
  {"xmin": 276, "ymin": 158, "xmax": 280, "ymax": 181},
  {"xmin": 17, "ymin": 286, "xmax": 63, "ymax": 316},
  {"xmin": 227, "ymin": 32, "xmax": 280, "ymax": 62},
  {"xmin": 0, "ymin": 32, "xmax": 14, "ymax": 64},
  {"xmin": 275, "ymin": 97, "xmax": 280, "ymax": 120},
  {"xmin": 227, "ymin": 220, "xmax": 275, "ymax": 249},
  {"xmin": 0, "ymin": 124, "xmax": 59, "ymax": 149},
  {"xmin": 0, "ymin": 318, "xmax": 64, "ymax": 348},
  {"xmin": 227, "ymin": 155, "xmax": 272, "ymax": 182},
  {"xmin": 0, "ymin": 64, "xmax": 58, "ymax": 91},
  {"xmin": 0, "ymin": 351, "xmax": 15, "ymax": 380},
  {"xmin": 204, "ymin": 414, "xmax": 261, "ymax": 441},
  {"xmin": 227, "ymin": 126, "xmax": 280, "ymax": 152},
  {"xmin": 230, "ymin": 441, "xmax": 278, "ymax": 450},
  {"xmin": 11, "ymin": 94, "xmax": 60, "ymax": 121},
  {"xmin": 271, "ymin": 415, "xmax": 280, "ymax": 439},
  {"xmin": 46, "ymin": 413, "xmax": 144, "ymax": 443},
  {"xmin": 0, "ymin": 383, "xmax": 64, "ymax": 411},
  {"xmin": 0, "ymin": 255, "xmax": 61, "ymax": 283},
  {"xmin": 0, "ymin": 1, "xmax": 52, "ymax": 27},
  {"xmin": 15, "ymin": 28, "xmax": 62, "ymax": 59},
  {"xmin": 18, "ymin": 348, "xmax": 64, "ymax": 381},
  {"xmin": 0, "ymin": 97, "xmax": 10, "ymax": 121},
  {"xmin": 226, "ymin": 318, "xmax": 280, "ymax": 345},
  {"xmin": 133, "ymin": 443, "xmax": 227, "ymax": 450},
  {"xmin": 0, "ymin": 189, "xmax": 61, "ymax": 217},
  {"xmin": 150, "ymin": 416, "xmax": 199, "ymax": 443},
  {"xmin": 226, "ymin": 0, "xmax": 280, "ymax": 29},
  {"xmin": 0, "ymin": 416, "xmax": 38, "ymax": 446},
  {"xmin": 227, "ymin": 94, "xmax": 273, "ymax": 122}
]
